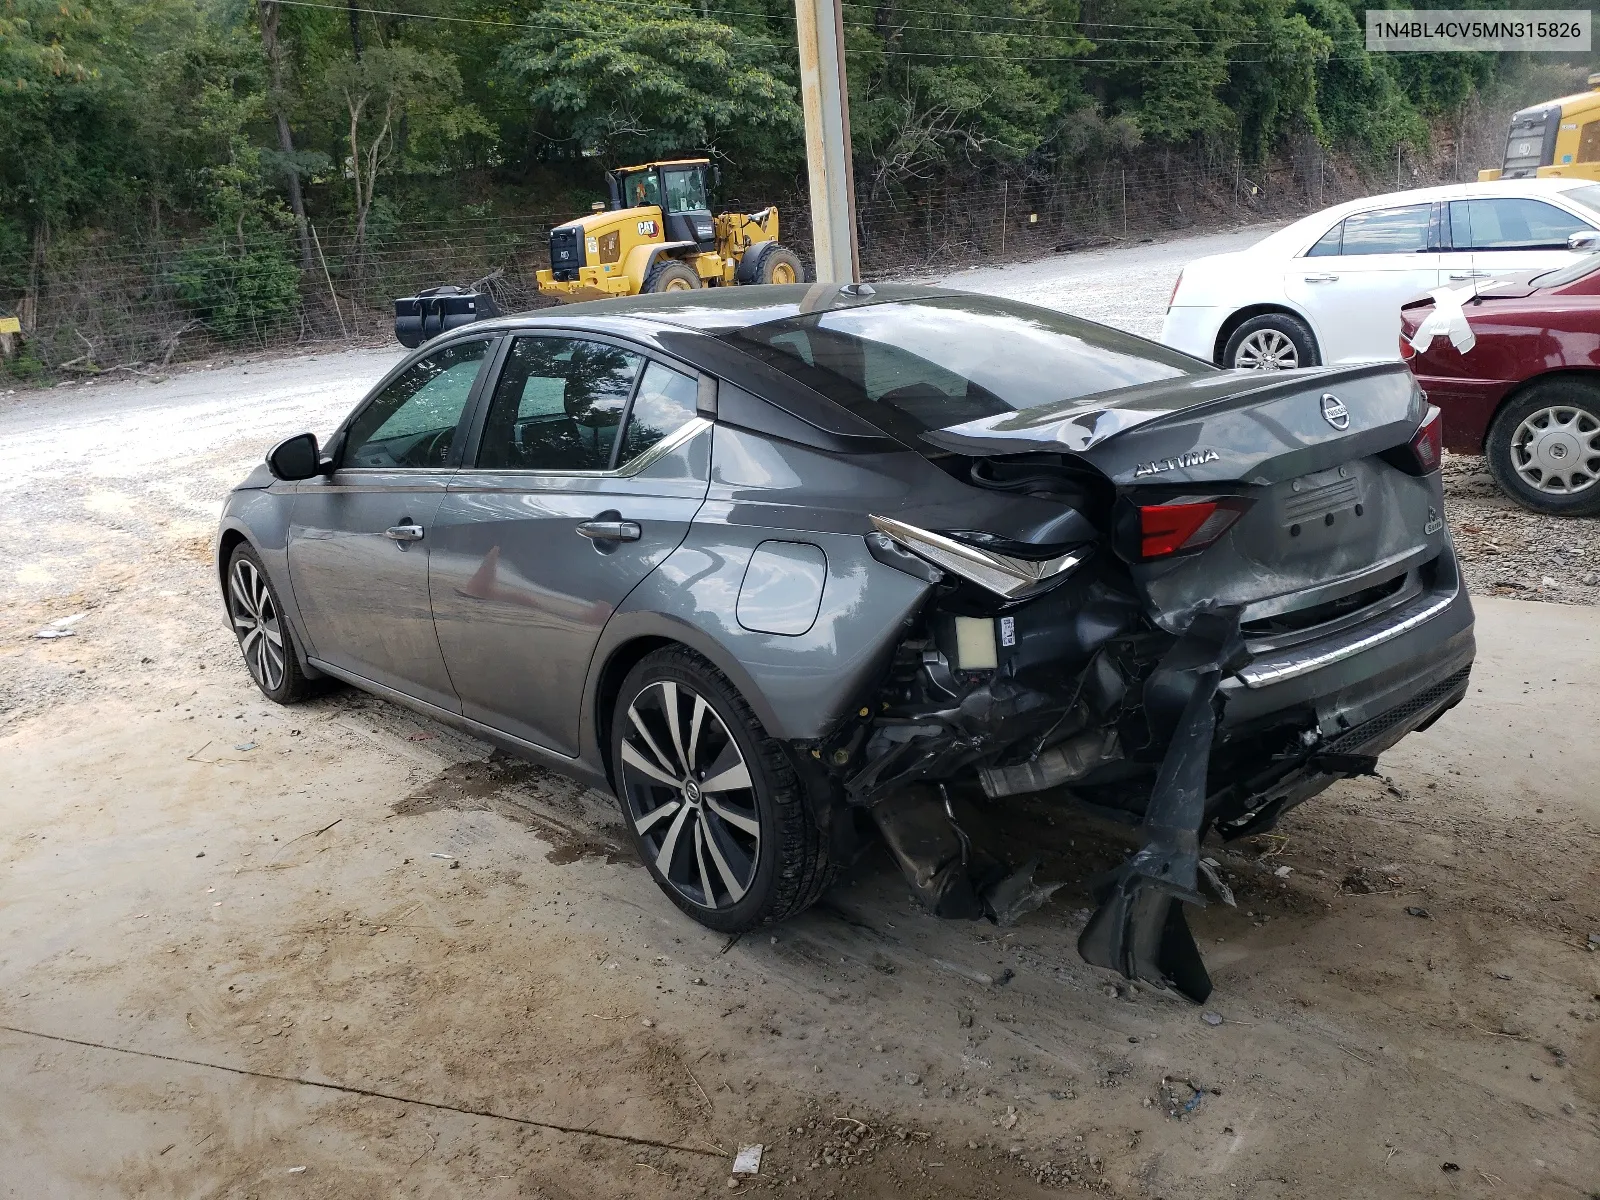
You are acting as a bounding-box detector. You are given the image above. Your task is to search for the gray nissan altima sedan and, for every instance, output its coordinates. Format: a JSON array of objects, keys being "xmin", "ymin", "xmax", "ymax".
[{"xmin": 216, "ymin": 283, "xmax": 1474, "ymax": 1002}]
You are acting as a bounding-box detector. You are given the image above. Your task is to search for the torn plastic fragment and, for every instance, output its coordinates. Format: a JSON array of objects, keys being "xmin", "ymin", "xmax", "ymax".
[
  {"xmin": 1077, "ymin": 606, "xmax": 1248, "ymax": 1004},
  {"xmin": 984, "ymin": 858, "xmax": 1067, "ymax": 926},
  {"xmin": 869, "ymin": 784, "xmax": 999, "ymax": 919},
  {"xmin": 1197, "ymin": 858, "xmax": 1236, "ymax": 907}
]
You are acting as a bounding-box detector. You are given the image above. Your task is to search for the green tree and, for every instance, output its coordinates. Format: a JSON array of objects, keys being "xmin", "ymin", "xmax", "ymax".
[
  {"xmin": 499, "ymin": 0, "xmax": 803, "ymax": 171},
  {"xmin": 321, "ymin": 43, "xmax": 493, "ymax": 245}
]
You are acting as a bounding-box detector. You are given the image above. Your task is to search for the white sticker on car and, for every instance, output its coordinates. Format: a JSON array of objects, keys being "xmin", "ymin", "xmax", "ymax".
[{"xmin": 999, "ymin": 616, "xmax": 1016, "ymax": 648}]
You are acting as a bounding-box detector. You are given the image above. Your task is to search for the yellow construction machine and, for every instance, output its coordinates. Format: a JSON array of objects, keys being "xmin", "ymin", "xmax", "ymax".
[
  {"xmin": 536, "ymin": 158, "xmax": 804, "ymax": 302},
  {"xmin": 1479, "ymin": 73, "xmax": 1600, "ymax": 182}
]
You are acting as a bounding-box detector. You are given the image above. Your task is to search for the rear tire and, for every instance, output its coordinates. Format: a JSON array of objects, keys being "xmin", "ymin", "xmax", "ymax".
[
  {"xmin": 1485, "ymin": 379, "xmax": 1600, "ymax": 516},
  {"xmin": 644, "ymin": 260, "xmax": 701, "ymax": 294},
  {"xmin": 611, "ymin": 647, "xmax": 835, "ymax": 933},
  {"xmin": 226, "ymin": 544, "xmax": 323, "ymax": 704},
  {"xmin": 1223, "ymin": 313, "xmax": 1319, "ymax": 371},
  {"xmin": 755, "ymin": 245, "xmax": 804, "ymax": 285}
]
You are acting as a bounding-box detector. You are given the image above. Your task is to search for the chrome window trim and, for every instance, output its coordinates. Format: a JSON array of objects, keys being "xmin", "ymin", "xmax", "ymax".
[{"xmin": 452, "ymin": 416, "xmax": 712, "ymax": 482}]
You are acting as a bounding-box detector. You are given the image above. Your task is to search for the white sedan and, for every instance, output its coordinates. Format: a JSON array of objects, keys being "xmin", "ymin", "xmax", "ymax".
[{"xmin": 1161, "ymin": 178, "xmax": 1600, "ymax": 369}]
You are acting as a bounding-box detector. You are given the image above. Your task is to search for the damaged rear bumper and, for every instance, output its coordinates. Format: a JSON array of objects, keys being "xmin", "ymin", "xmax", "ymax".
[{"xmin": 843, "ymin": 543, "xmax": 1474, "ymax": 1003}]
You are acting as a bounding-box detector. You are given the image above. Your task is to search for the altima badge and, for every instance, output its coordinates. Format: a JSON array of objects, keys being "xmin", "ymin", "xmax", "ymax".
[
  {"xmin": 1133, "ymin": 448, "xmax": 1220, "ymax": 478},
  {"xmin": 1320, "ymin": 393, "xmax": 1351, "ymax": 430}
]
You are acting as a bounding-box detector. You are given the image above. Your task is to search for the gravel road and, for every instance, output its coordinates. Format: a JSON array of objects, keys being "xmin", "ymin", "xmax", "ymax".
[{"xmin": 2, "ymin": 230, "xmax": 1598, "ymax": 1198}]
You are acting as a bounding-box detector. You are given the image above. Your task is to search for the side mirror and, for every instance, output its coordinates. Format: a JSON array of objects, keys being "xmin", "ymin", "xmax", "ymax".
[
  {"xmin": 1568, "ymin": 229, "xmax": 1600, "ymax": 251},
  {"xmin": 267, "ymin": 432, "xmax": 325, "ymax": 481}
]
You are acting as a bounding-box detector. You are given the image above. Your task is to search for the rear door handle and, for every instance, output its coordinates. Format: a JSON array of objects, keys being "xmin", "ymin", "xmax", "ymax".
[
  {"xmin": 385, "ymin": 524, "xmax": 424, "ymax": 542},
  {"xmin": 576, "ymin": 519, "xmax": 641, "ymax": 542},
  {"xmin": 1302, "ymin": 273, "xmax": 1339, "ymax": 283},
  {"xmin": 1448, "ymin": 270, "xmax": 1489, "ymax": 280}
]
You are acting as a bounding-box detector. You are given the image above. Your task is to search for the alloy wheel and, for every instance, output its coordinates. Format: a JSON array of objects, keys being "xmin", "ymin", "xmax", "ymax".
[
  {"xmin": 229, "ymin": 557, "xmax": 286, "ymax": 692},
  {"xmin": 1510, "ymin": 405, "xmax": 1600, "ymax": 495},
  {"xmin": 1234, "ymin": 328, "xmax": 1299, "ymax": 370},
  {"xmin": 618, "ymin": 681, "xmax": 760, "ymax": 910}
]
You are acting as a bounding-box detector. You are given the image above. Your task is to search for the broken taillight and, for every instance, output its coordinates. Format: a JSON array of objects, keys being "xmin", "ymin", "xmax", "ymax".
[
  {"xmin": 1382, "ymin": 404, "xmax": 1444, "ymax": 476},
  {"xmin": 1398, "ymin": 329, "xmax": 1416, "ymax": 360},
  {"xmin": 1167, "ymin": 271, "xmax": 1184, "ymax": 312},
  {"xmin": 1135, "ymin": 499, "xmax": 1249, "ymax": 560},
  {"xmin": 1409, "ymin": 405, "xmax": 1443, "ymax": 473}
]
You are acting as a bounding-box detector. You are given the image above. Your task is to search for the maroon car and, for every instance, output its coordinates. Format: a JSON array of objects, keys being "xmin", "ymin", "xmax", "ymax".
[{"xmin": 1400, "ymin": 255, "xmax": 1600, "ymax": 515}]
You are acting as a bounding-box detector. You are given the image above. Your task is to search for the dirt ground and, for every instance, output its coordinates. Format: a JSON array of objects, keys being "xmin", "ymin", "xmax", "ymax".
[{"xmin": 3, "ymin": 245, "xmax": 1599, "ymax": 1198}]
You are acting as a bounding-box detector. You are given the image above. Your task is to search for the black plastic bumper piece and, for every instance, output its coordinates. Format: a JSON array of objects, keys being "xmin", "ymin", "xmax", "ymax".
[{"xmin": 1077, "ymin": 606, "xmax": 1248, "ymax": 1004}]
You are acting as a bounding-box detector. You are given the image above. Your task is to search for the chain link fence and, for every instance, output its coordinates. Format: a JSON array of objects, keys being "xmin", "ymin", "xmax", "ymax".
[{"xmin": 8, "ymin": 137, "xmax": 1502, "ymax": 375}]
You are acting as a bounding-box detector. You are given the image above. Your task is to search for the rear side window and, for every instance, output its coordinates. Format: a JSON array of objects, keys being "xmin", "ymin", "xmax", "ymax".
[
  {"xmin": 1306, "ymin": 222, "xmax": 1343, "ymax": 256},
  {"xmin": 617, "ymin": 362, "xmax": 699, "ymax": 466},
  {"xmin": 726, "ymin": 295, "xmax": 1208, "ymax": 444},
  {"xmin": 1337, "ymin": 204, "xmax": 1432, "ymax": 255},
  {"xmin": 477, "ymin": 336, "xmax": 644, "ymax": 471},
  {"xmin": 1449, "ymin": 198, "xmax": 1592, "ymax": 250}
]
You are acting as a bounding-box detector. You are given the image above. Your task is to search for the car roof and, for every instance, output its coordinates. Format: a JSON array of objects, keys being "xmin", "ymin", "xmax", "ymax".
[
  {"xmin": 477, "ymin": 282, "xmax": 957, "ymax": 337},
  {"xmin": 1247, "ymin": 177, "xmax": 1600, "ymax": 256}
]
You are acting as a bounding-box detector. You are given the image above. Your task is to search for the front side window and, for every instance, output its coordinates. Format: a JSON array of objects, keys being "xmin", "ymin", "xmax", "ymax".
[
  {"xmin": 476, "ymin": 336, "xmax": 644, "ymax": 471},
  {"xmin": 1337, "ymin": 204, "xmax": 1432, "ymax": 255},
  {"xmin": 727, "ymin": 295, "xmax": 1208, "ymax": 445},
  {"xmin": 663, "ymin": 169, "xmax": 709, "ymax": 214},
  {"xmin": 1449, "ymin": 198, "xmax": 1592, "ymax": 250},
  {"xmin": 343, "ymin": 339, "xmax": 490, "ymax": 469}
]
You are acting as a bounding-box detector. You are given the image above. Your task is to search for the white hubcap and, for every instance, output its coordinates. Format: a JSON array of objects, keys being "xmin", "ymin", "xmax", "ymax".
[{"xmin": 1510, "ymin": 405, "xmax": 1600, "ymax": 495}]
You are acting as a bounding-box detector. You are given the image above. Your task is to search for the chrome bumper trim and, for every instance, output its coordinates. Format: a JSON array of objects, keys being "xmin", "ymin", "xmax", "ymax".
[{"xmin": 1236, "ymin": 583, "xmax": 1459, "ymax": 689}]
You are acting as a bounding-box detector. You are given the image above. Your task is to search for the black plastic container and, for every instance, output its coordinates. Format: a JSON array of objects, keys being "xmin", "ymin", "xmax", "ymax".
[{"xmin": 393, "ymin": 285, "xmax": 501, "ymax": 348}]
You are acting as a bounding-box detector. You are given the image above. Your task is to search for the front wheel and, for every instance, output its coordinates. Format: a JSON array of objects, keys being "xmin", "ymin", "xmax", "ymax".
[
  {"xmin": 644, "ymin": 260, "xmax": 701, "ymax": 294},
  {"xmin": 1223, "ymin": 313, "xmax": 1319, "ymax": 371},
  {"xmin": 226, "ymin": 544, "xmax": 323, "ymax": 704},
  {"xmin": 611, "ymin": 647, "xmax": 834, "ymax": 932},
  {"xmin": 1485, "ymin": 380, "xmax": 1600, "ymax": 515}
]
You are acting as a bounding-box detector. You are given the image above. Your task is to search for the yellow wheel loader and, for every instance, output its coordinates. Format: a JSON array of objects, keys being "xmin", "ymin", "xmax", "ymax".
[
  {"xmin": 536, "ymin": 158, "xmax": 805, "ymax": 303},
  {"xmin": 1479, "ymin": 73, "xmax": 1600, "ymax": 183}
]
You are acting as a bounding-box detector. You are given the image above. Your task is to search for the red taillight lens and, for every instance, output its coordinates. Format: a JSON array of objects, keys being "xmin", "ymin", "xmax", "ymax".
[
  {"xmin": 1167, "ymin": 271, "xmax": 1184, "ymax": 312},
  {"xmin": 1138, "ymin": 500, "xmax": 1247, "ymax": 559},
  {"xmin": 1398, "ymin": 330, "xmax": 1416, "ymax": 361},
  {"xmin": 1409, "ymin": 404, "xmax": 1443, "ymax": 473}
]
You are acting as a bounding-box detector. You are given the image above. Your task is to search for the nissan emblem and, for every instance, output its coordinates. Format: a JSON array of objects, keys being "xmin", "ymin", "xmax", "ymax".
[{"xmin": 1320, "ymin": 393, "xmax": 1350, "ymax": 430}]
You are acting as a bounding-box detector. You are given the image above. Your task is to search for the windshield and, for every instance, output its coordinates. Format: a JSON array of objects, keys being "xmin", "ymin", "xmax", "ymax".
[
  {"xmin": 1529, "ymin": 251, "xmax": 1600, "ymax": 288},
  {"xmin": 622, "ymin": 171, "xmax": 662, "ymax": 210},
  {"xmin": 726, "ymin": 295, "xmax": 1210, "ymax": 445},
  {"xmin": 1562, "ymin": 183, "xmax": 1600, "ymax": 219}
]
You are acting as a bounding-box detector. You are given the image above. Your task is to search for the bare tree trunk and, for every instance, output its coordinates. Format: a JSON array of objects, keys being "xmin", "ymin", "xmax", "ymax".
[
  {"xmin": 347, "ymin": 0, "xmax": 364, "ymax": 58},
  {"xmin": 19, "ymin": 218, "xmax": 47, "ymax": 334},
  {"xmin": 257, "ymin": 0, "xmax": 314, "ymax": 269}
]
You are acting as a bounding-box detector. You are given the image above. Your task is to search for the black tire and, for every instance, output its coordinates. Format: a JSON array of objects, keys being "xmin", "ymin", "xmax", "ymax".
[
  {"xmin": 1223, "ymin": 312, "xmax": 1320, "ymax": 371},
  {"xmin": 750, "ymin": 245, "xmax": 805, "ymax": 286},
  {"xmin": 610, "ymin": 646, "xmax": 835, "ymax": 932},
  {"xmin": 225, "ymin": 543, "xmax": 323, "ymax": 704},
  {"xmin": 643, "ymin": 260, "xmax": 701, "ymax": 294},
  {"xmin": 1485, "ymin": 379, "xmax": 1600, "ymax": 516}
]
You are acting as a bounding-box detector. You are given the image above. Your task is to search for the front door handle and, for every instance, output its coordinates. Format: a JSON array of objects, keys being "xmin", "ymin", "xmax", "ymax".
[
  {"xmin": 385, "ymin": 524, "xmax": 425, "ymax": 542},
  {"xmin": 576, "ymin": 519, "xmax": 641, "ymax": 542},
  {"xmin": 1302, "ymin": 273, "xmax": 1339, "ymax": 283}
]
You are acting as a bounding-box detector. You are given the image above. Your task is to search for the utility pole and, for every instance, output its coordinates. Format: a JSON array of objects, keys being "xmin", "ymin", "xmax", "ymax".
[{"xmin": 793, "ymin": 0, "xmax": 859, "ymax": 283}]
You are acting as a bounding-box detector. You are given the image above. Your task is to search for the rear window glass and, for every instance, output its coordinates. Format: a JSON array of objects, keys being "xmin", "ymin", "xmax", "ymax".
[
  {"xmin": 1338, "ymin": 204, "xmax": 1432, "ymax": 255},
  {"xmin": 1529, "ymin": 252, "xmax": 1600, "ymax": 289},
  {"xmin": 723, "ymin": 295, "xmax": 1209, "ymax": 444}
]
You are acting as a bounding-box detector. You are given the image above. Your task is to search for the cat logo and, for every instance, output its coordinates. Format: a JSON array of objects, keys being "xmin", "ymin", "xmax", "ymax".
[{"xmin": 637, "ymin": 219, "xmax": 659, "ymax": 237}]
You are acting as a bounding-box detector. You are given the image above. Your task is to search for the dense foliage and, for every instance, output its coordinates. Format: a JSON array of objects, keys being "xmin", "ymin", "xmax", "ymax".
[{"xmin": 0, "ymin": 0, "xmax": 1516, "ymax": 316}]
